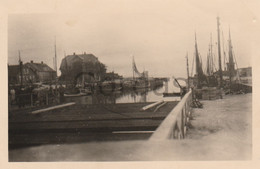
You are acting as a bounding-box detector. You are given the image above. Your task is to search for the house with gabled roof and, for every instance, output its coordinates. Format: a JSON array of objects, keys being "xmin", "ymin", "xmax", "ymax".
[
  {"xmin": 25, "ymin": 61, "xmax": 56, "ymax": 83},
  {"xmin": 8, "ymin": 61, "xmax": 56, "ymax": 85},
  {"xmin": 60, "ymin": 52, "xmax": 106, "ymax": 84}
]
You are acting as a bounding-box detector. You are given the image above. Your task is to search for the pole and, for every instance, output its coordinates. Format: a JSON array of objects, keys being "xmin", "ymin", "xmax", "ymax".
[
  {"xmin": 186, "ymin": 53, "xmax": 190, "ymax": 89},
  {"xmin": 54, "ymin": 36, "xmax": 58, "ymax": 92},
  {"xmin": 82, "ymin": 62, "xmax": 85, "ymax": 88},
  {"xmin": 132, "ymin": 55, "xmax": 135, "ymax": 81},
  {"xmin": 173, "ymin": 76, "xmax": 183, "ymax": 90},
  {"xmin": 19, "ymin": 50, "xmax": 23, "ymax": 87},
  {"xmin": 195, "ymin": 32, "xmax": 201, "ymax": 88},
  {"xmin": 210, "ymin": 33, "xmax": 213, "ymax": 75},
  {"xmin": 54, "ymin": 36, "xmax": 57, "ymax": 76},
  {"xmin": 64, "ymin": 51, "xmax": 68, "ymax": 88},
  {"xmin": 222, "ymin": 30, "xmax": 227, "ymax": 71},
  {"xmin": 191, "ymin": 53, "xmax": 194, "ymax": 77},
  {"xmin": 217, "ymin": 16, "xmax": 223, "ymax": 88},
  {"xmin": 228, "ymin": 29, "xmax": 232, "ymax": 93}
]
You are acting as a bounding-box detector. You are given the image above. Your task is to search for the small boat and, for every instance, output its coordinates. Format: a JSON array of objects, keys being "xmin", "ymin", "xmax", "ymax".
[
  {"xmin": 99, "ymin": 81, "xmax": 123, "ymax": 93},
  {"xmin": 64, "ymin": 88, "xmax": 91, "ymax": 97},
  {"xmin": 64, "ymin": 92, "xmax": 87, "ymax": 97}
]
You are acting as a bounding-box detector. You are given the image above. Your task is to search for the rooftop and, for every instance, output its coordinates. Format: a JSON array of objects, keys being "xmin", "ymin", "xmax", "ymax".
[
  {"xmin": 64, "ymin": 53, "xmax": 99, "ymax": 64},
  {"xmin": 25, "ymin": 62, "xmax": 55, "ymax": 72}
]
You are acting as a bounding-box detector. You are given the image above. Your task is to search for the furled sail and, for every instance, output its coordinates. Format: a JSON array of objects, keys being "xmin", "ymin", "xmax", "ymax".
[
  {"xmin": 132, "ymin": 56, "xmax": 144, "ymax": 77},
  {"xmin": 195, "ymin": 33, "xmax": 206, "ymax": 88}
]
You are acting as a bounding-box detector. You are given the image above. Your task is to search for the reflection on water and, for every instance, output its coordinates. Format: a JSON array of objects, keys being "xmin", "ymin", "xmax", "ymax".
[{"xmin": 65, "ymin": 79, "xmax": 181, "ymax": 104}]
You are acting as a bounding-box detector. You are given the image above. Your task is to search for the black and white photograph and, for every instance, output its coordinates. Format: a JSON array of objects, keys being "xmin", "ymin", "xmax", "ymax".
[{"xmin": 2, "ymin": 0, "xmax": 259, "ymax": 165}]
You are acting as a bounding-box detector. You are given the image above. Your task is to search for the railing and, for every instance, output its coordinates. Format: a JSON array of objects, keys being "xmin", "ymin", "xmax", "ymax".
[
  {"xmin": 9, "ymin": 92, "xmax": 60, "ymax": 108},
  {"xmin": 149, "ymin": 90, "xmax": 192, "ymax": 141}
]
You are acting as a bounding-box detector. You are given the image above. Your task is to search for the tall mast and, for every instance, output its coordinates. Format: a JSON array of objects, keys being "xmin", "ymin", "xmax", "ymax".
[
  {"xmin": 228, "ymin": 28, "xmax": 235, "ymax": 72},
  {"xmin": 217, "ymin": 16, "xmax": 223, "ymax": 88},
  {"xmin": 222, "ymin": 30, "xmax": 227, "ymax": 71},
  {"xmin": 54, "ymin": 36, "xmax": 58, "ymax": 90},
  {"xmin": 186, "ymin": 52, "xmax": 190, "ymax": 89},
  {"xmin": 206, "ymin": 34, "xmax": 213, "ymax": 76},
  {"xmin": 195, "ymin": 32, "xmax": 201, "ymax": 88},
  {"xmin": 206, "ymin": 46, "xmax": 210, "ymax": 75},
  {"xmin": 18, "ymin": 50, "xmax": 23, "ymax": 87},
  {"xmin": 54, "ymin": 36, "xmax": 57, "ymax": 76},
  {"xmin": 207, "ymin": 33, "xmax": 214, "ymax": 75},
  {"xmin": 228, "ymin": 28, "xmax": 235, "ymax": 90},
  {"xmin": 82, "ymin": 62, "xmax": 85, "ymax": 87},
  {"xmin": 191, "ymin": 52, "xmax": 194, "ymax": 77},
  {"xmin": 132, "ymin": 55, "xmax": 135, "ymax": 80},
  {"xmin": 210, "ymin": 33, "xmax": 213, "ymax": 75},
  {"xmin": 64, "ymin": 51, "xmax": 68, "ymax": 87}
]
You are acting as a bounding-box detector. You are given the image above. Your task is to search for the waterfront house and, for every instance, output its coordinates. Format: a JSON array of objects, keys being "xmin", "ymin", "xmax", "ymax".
[
  {"xmin": 8, "ymin": 61, "xmax": 56, "ymax": 86},
  {"xmin": 59, "ymin": 52, "xmax": 106, "ymax": 84},
  {"xmin": 8, "ymin": 64, "xmax": 36, "ymax": 86},
  {"xmin": 24, "ymin": 61, "xmax": 56, "ymax": 83}
]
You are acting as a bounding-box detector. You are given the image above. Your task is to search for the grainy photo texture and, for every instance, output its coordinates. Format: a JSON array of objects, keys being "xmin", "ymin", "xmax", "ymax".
[{"xmin": 7, "ymin": 0, "xmax": 253, "ymax": 161}]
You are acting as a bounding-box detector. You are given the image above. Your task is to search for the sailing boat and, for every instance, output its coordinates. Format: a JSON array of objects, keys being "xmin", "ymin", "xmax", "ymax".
[
  {"xmin": 224, "ymin": 29, "xmax": 242, "ymax": 94},
  {"xmin": 190, "ymin": 24, "xmax": 222, "ymax": 100},
  {"xmin": 132, "ymin": 56, "xmax": 150, "ymax": 89},
  {"xmin": 193, "ymin": 33, "xmax": 208, "ymax": 89}
]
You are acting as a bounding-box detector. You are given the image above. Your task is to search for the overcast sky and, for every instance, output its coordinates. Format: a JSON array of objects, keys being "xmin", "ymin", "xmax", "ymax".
[{"xmin": 7, "ymin": 0, "xmax": 259, "ymax": 78}]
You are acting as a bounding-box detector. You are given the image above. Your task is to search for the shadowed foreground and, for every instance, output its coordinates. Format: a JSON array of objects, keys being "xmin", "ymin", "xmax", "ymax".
[{"xmin": 9, "ymin": 93, "xmax": 251, "ymax": 161}]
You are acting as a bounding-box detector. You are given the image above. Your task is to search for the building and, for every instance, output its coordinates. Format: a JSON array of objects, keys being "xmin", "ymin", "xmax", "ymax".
[
  {"xmin": 60, "ymin": 52, "xmax": 106, "ymax": 84},
  {"xmin": 237, "ymin": 67, "xmax": 252, "ymax": 77},
  {"xmin": 8, "ymin": 64, "xmax": 36, "ymax": 86},
  {"xmin": 8, "ymin": 61, "xmax": 56, "ymax": 86},
  {"xmin": 25, "ymin": 61, "xmax": 56, "ymax": 83},
  {"xmin": 237, "ymin": 67, "xmax": 252, "ymax": 85}
]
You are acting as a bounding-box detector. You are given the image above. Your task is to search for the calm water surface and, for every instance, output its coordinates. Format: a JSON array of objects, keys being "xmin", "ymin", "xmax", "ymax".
[{"xmin": 65, "ymin": 79, "xmax": 181, "ymax": 104}]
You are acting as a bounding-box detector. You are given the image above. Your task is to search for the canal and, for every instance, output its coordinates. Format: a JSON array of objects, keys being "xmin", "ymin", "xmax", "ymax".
[
  {"xmin": 65, "ymin": 78, "xmax": 181, "ymax": 104},
  {"xmin": 9, "ymin": 78, "xmax": 183, "ymax": 150}
]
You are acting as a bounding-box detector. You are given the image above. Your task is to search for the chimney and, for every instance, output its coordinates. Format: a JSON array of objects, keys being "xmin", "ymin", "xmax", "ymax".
[
  {"xmin": 41, "ymin": 61, "xmax": 43, "ymax": 64},
  {"xmin": 84, "ymin": 52, "xmax": 86, "ymax": 54},
  {"xmin": 31, "ymin": 60, "xmax": 33, "ymax": 63},
  {"xmin": 73, "ymin": 52, "xmax": 75, "ymax": 55}
]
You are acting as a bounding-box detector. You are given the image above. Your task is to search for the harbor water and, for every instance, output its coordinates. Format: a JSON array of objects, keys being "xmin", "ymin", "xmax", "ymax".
[{"xmin": 65, "ymin": 78, "xmax": 182, "ymax": 104}]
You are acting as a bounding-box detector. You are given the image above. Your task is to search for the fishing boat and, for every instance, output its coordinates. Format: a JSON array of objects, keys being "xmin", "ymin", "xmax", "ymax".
[
  {"xmin": 223, "ymin": 28, "xmax": 243, "ymax": 94},
  {"xmin": 133, "ymin": 79, "xmax": 150, "ymax": 89},
  {"xmin": 189, "ymin": 17, "xmax": 252, "ymax": 100},
  {"xmin": 189, "ymin": 19, "xmax": 222, "ymax": 100},
  {"xmin": 191, "ymin": 33, "xmax": 210, "ymax": 90}
]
